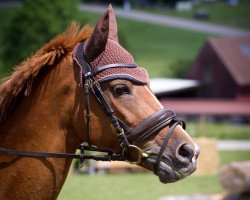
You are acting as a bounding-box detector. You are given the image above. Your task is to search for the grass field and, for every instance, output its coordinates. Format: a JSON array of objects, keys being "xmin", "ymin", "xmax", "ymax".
[
  {"xmin": 139, "ymin": 1, "xmax": 250, "ymax": 30},
  {"xmin": 219, "ymin": 150, "xmax": 250, "ymax": 166},
  {"xmin": 58, "ymin": 174, "xmax": 223, "ymax": 200},
  {"xmin": 58, "ymin": 150, "xmax": 250, "ymax": 200},
  {"xmin": 186, "ymin": 122, "xmax": 250, "ymax": 140}
]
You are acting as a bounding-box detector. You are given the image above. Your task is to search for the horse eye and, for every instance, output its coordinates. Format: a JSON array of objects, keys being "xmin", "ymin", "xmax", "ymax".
[{"xmin": 112, "ymin": 84, "xmax": 130, "ymax": 96}]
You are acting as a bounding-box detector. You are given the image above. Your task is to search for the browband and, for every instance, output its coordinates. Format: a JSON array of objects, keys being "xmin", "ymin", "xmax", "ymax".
[{"xmin": 94, "ymin": 63, "xmax": 137, "ymax": 74}]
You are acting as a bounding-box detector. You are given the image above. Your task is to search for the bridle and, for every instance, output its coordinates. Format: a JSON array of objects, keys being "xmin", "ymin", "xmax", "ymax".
[{"xmin": 0, "ymin": 42, "xmax": 185, "ymax": 173}]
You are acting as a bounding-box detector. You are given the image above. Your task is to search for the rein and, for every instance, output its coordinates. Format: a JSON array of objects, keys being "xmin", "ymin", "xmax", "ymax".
[{"xmin": 0, "ymin": 42, "xmax": 185, "ymax": 172}]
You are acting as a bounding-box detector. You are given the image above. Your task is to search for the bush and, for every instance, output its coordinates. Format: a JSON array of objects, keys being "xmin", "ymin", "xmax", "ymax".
[{"xmin": 1, "ymin": 0, "xmax": 87, "ymax": 70}]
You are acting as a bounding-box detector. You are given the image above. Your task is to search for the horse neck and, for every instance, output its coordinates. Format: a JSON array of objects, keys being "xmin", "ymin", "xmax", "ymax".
[
  {"xmin": 0, "ymin": 56, "xmax": 81, "ymax": 200},
  {"xmin": 1, "ymin": 56, "xmax": 80, "ymax": 152}
]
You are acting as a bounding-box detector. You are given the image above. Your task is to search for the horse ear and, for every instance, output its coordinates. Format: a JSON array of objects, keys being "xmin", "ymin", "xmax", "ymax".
[
  {"xmin": 107, "ymin": 5, "xmax": 118, "ymax": 42},
  {"xmin": 85, "ymin": 5, "xmax": 118, "ymax": 62}
]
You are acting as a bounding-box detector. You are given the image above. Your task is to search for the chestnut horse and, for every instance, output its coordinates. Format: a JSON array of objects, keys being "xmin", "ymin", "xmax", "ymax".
[{"xmin": 0, "ymin": 6, "xmax": 199, "ymax": 200}]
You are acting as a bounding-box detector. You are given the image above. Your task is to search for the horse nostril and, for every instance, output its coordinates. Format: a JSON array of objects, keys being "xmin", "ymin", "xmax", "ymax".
[{"xmin": 177, "ymin": 144, "xmax": 195, "ymax": 163}]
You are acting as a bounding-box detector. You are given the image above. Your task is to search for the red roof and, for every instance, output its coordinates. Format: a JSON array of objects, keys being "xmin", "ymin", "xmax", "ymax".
[{"xmin": 208, "ymin": 36, "xmax": 250, "ymax": 86}]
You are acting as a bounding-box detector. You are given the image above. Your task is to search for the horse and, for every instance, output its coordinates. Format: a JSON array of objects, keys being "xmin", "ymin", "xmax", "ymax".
[{"xmin": 0, "ymin": 5, "xmax": 199, "ymax": 200}]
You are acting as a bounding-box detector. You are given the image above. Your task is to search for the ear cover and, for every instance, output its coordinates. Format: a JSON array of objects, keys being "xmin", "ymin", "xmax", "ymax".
[
  {"xmin": 85, "ymin": 5, "xmax": 118, "ymax": 62},
  {"xmin": 75, "ymin": 5, "xmax": 149, "ymax": 85},
  {"xmin": 107, "ymin": 5, "xmax": 118, "ymax": 42}
]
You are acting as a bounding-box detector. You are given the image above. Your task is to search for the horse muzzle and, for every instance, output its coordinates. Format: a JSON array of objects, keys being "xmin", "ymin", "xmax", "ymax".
[{"xmin": 142, "ymin": 142, "xmax": 200, "ymax": 183}]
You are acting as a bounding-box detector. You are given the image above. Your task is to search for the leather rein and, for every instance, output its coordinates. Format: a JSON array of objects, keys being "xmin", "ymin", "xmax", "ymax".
[{"xmin": 0, "ymin": 42, "xmax": 185, "ymax": 172}]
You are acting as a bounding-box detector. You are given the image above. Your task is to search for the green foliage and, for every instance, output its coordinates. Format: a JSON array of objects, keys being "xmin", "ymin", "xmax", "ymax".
[
  {"xmin": 1, "ymin": 0, "xmax": 87, "ymax": 70},
  {"xmin": 171, "ymin": 59, "xmax": 193, "ymax": 78}
]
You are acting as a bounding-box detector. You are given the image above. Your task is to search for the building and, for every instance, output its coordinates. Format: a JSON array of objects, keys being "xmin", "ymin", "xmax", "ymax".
[
  {"xmin": 152, "ymin": 36, "xmax": 250, "ymax": 121},
  {"xmin": 186, "ymin": 36, "xmax": 250, "ymax": 99}
]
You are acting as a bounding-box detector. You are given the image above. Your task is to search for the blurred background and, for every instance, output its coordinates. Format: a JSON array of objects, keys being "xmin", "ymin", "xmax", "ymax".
[{"xmin": 0, "ymin": 0, "xmax": 250, "ymax": 200}]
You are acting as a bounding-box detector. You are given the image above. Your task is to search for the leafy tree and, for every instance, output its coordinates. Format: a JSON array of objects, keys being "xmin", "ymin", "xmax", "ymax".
[{"xmin": 1, "ymin": 0, "xmax": 87, "ymax": 70}]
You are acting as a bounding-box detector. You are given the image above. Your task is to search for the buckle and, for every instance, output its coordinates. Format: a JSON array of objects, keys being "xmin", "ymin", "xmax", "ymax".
[
  {"xmin": 116, "ymin": 128, "xmax": 124, "ymax": 137},
  {"xmin": 122, "ymin": 145, "xmax": 148, "ymax": 164}
]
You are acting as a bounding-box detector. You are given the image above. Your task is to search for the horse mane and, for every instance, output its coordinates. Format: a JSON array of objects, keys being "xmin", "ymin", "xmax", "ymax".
[{"xmin": 0, "ymin": 21, "xmax": 93, "ymax": 122}]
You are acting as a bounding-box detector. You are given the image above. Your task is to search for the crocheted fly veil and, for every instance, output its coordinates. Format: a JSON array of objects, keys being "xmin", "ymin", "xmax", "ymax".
[{"xmin": 73, "ymin": 5, "xmax": 149, "ymax": 84}]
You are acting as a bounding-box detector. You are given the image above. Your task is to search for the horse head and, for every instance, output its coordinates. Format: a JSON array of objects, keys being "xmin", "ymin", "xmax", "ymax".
[{"xmin": 72, "ymin": 5, "xmax": 199, "ymax": 183}]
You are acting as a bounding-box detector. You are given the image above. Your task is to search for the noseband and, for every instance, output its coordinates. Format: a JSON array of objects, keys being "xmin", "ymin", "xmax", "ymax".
[{"xmin": 0, "ymin": 42, "xmax": 185, "ymax": 172}]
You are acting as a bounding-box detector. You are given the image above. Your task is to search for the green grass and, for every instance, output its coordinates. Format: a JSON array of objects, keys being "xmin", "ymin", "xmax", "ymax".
[
  {"xmin": 186, "ymin": 122, "xmax": 250, "ymax": 140},
  {"xmin": 219, "ymin": 151, "xmax": 250, "ymax": 166},
  {"xmin": 119, "ymin": 18, "xmax": 210, "ymax": 78},
  {"xmin": 138, "ymin": 1, "xmax": 250, "ymax": 30},
  {"xmin": 58, "ymin": 174, "xmax": 223, "ymax": 200},
  {"xmin": 58, "ymin": 150, "xmax": 250, "ymax": 200}
]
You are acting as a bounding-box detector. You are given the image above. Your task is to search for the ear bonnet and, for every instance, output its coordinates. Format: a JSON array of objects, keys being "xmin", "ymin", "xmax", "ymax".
[{"xmin": 73, "ymin": 5, "xmax": 149, "ymax": 84}]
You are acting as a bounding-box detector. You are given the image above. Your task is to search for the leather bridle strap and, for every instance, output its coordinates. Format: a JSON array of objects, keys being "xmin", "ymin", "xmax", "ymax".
[
  {"xmin": 121, "ymin": 109, "xmax": 177, "ymax": 146},
  {"xmin": 90, "ymin": 80, "xmax": 130, "ymax": 149},
  {"xmin": 153, "ymin": 121, "xmax": 179, "ymax": 174},
  {"xmin": 0, "ymin": 145, "xmax": 125, "ymax": 162}
]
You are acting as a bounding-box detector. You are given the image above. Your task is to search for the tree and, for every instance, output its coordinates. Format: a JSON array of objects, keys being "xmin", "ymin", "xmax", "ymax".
[{"xmin": 1, "ymin": 0, "xmax": 87, "ymax": 70}]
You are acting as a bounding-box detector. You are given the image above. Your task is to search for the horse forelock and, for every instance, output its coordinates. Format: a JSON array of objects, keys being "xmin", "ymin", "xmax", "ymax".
[{"xmin": 0, "ymin": 21, "xmax": 93, "ymax": 122}]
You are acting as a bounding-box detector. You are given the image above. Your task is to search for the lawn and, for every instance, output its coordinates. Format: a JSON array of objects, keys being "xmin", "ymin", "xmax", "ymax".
[
  {"xmin": 58, "ymin": 174, "xmax": 223, "ymax": 200},
  {"xmin": 138, "ymin": 1, "xmax": 250, "ymax": 30},
  {"xmin": 219, "ymin": 150, "xmax": 250, "ymax": 166},
  {"xmin": 58, "ymin": 150, "xmax": 250, "ymax": 200},
  {"xmin": 186, "ymin": 122, "xmax": 250, "ymax": 140}
]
